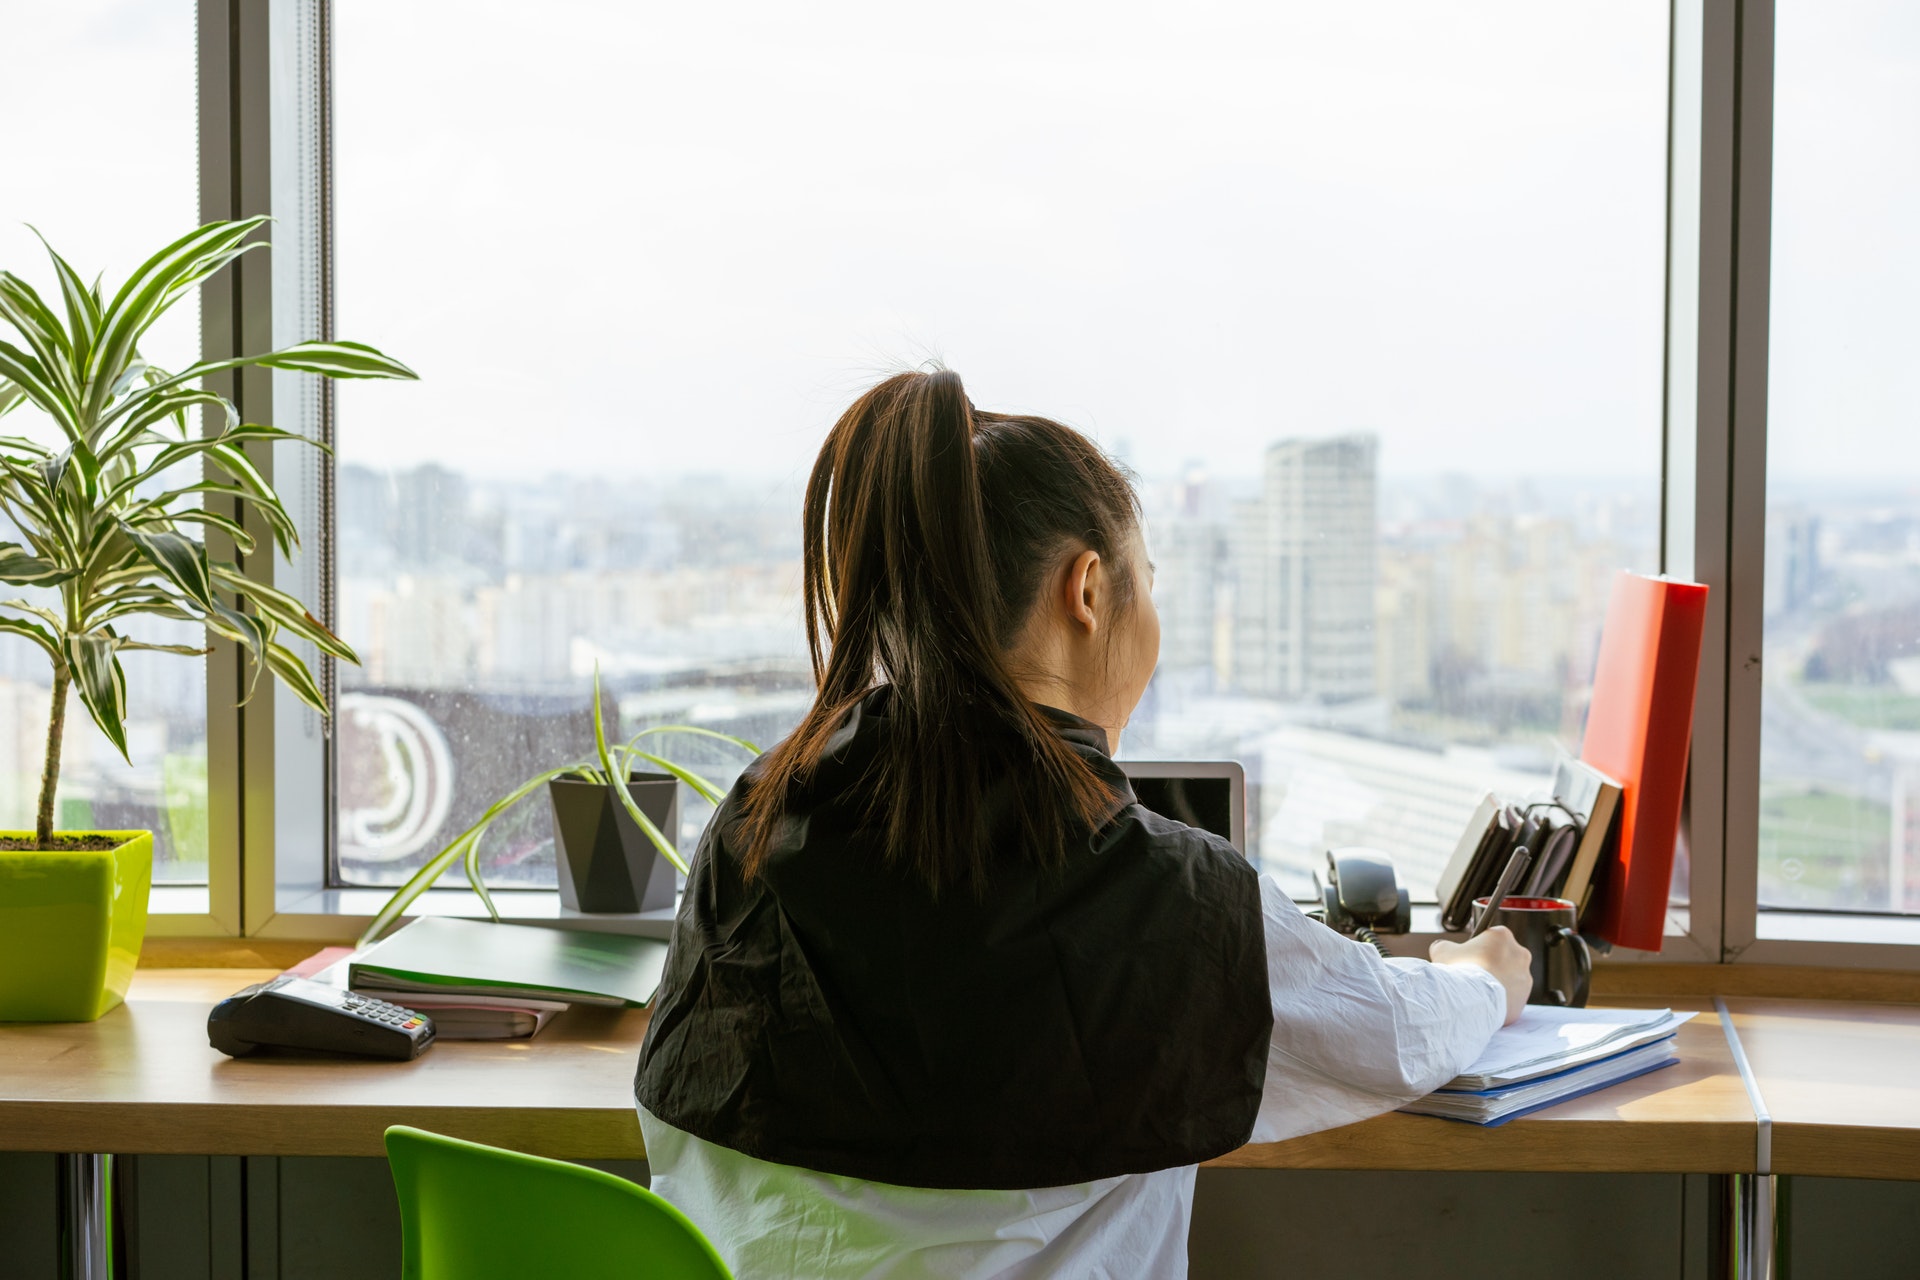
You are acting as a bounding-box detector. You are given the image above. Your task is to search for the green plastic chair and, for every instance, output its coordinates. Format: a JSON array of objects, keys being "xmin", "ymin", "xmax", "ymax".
[{"xmin": 384, "ymin": 1125, "xmax": 733, "ymax": 1279}]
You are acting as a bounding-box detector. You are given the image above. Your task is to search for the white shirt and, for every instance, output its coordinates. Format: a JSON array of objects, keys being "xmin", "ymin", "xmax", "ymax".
[{"xmin": 640, "ymin": 874, "xmax": 1505, "ymax": 1279}]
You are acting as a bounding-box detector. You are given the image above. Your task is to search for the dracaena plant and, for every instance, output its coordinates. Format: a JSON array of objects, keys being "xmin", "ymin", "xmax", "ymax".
[{"xmin": 0, "ymin": 217, "xmax": 415, "ymax": 848}]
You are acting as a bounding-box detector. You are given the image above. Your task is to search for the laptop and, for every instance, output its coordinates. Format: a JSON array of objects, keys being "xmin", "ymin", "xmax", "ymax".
[{"xmin": 1119, "ymin": 760, "xmax": 1247, "ymax": 853}]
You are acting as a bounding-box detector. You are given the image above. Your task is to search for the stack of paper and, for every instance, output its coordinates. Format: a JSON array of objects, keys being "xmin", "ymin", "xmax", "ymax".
[
  {"xmin": 349, "ymin": 918, "xmax": 671, "ymax": 1009},
  {"xmin": 349, "ymin": 989, "xmax": 568, "ymax": 1041},
  {"xmin": 1401, "ymin": 1006, "xmax": 1695, "ymax": 1126}
]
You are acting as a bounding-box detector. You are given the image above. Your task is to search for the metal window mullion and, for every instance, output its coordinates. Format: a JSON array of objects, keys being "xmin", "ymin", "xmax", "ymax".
[
  {"xmin": 1721, "ymin": 0, "xmax": 1774, "ymax": 961},
  {"xmin": 196, "ymin": 0, "xmax": 243, "ymax": 934},
  {"xmin": 234, "ymin": 0, "xmax": 281, "ymax": 937},
  {"xmin": 317, "ymin": 0, "xmax": 340, "ymax": 884},
  {"xmin": 1669, "ymin": 0, "xmax": 1738, "ymax": 964}
]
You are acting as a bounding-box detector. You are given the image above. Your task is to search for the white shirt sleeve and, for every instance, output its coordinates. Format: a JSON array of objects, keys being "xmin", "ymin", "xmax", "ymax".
[{"xmin": 1246, "ymin": 872, "xmax": 1506, "ymax": 1144}]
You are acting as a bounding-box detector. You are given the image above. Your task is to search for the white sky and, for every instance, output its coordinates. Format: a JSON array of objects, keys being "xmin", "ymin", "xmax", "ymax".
[
  {"xmin": 329, "ymin": 0, "xmax": 1671, "ymax": 483},
  {"xmin": 1769, "ymin": 1, "xmax": 1920, "ymax": 486},
  {"xmin": 3, "ymin": 3, "xmax": 1914, "ymax": 488},
  {"xmin": 0, "ymin": 3, "xmax": 199, "ymax": 377}
]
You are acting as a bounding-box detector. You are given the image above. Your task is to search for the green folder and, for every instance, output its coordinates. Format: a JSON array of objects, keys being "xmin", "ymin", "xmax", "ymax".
[{"xmin": 349, "ymin": 918, "xmax": 670, "ymax": 1008}]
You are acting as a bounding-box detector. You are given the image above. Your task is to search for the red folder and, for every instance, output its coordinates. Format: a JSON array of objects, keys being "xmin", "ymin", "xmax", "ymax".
[{"xmin": 1579, "ymin": 572, "xmax": 1709, "ymax": 952}]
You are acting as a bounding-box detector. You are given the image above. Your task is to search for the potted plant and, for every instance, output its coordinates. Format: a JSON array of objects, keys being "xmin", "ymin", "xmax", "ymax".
[
  {"xmin": 358, "ymin": 673, "xmax": 758, "ymax": 945},
  {"xmin": 0, "ymin": 218, "xmax": 414, "ymax": 1020}
]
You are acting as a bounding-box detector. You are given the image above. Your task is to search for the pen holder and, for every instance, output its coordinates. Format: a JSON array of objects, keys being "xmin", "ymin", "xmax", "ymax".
[{"xmin": 1470, "ymin": 895, "xmax": 1592, "ymax": 1007}]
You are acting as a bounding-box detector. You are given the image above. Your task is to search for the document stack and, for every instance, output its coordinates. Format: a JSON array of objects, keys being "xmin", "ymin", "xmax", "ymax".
[
  {"xmin": 1401, "ymin": 1006, "xmax": 1694, "ymax": 1126},
  {"xmin": 347, "ymin": 917, "xmax": 671, "ymax": 1041}
]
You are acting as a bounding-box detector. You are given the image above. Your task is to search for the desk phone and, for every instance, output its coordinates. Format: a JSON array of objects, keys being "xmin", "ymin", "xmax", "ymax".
[{"xmin": 208, "ymin": 975, "xmax": 436, "ymax": 1061}]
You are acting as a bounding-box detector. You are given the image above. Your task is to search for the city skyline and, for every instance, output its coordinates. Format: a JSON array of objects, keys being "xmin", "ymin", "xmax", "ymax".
[
  {"xmin": 2, "ymin": 441, "xmax": 1915, "ymax": 911},
  {"xmin": 299, "ymin": 449, "xmax": 1920, "ymax": 913},
  {"xmin": 325, "ymin": 442, "xmax": 1660, "ymax": 898}
]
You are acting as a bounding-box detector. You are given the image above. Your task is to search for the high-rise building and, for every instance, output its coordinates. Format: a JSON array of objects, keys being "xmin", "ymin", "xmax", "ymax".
[
  {"xmin": 392, "ymin": 464, "xmax": 471, "ymax": 569},
  {"xmin": 1375, "ymin": 550, "xmax": 1434, "ymax": 703},
  {"xmin": 1154, "ymin": 519, "xmax": 1227, "ymax": 677},
  {"xmin": 1228, "ymin": 435, "xmax": 1378, "ymax": 702},
  {"xmin": 1766, "ymin": 508, "xmax": 1821, "ymax": 618}
]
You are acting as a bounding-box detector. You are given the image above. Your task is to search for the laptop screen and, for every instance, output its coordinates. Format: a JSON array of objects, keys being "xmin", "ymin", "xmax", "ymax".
[{"xmin": 1119, "ymin": 762, "xmax": 1246, "ymax": 851}]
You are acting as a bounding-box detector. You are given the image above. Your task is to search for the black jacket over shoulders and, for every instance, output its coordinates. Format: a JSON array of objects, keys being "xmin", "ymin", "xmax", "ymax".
[{"xmin": 634, "ymin": 689, "xmax": 1272, "ymax": 1190}]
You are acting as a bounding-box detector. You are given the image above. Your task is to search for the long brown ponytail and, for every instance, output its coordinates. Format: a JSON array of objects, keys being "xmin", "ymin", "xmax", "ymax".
[{"xmin": 737, "ymin": 369, "xmax": 1143, "ymax": 893}]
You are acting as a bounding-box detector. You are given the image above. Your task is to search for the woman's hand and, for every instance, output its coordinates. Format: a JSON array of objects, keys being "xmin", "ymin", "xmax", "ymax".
[{"xmin": 1430, "ymin": 927, "xmax": 1533, "ymax": 1025}]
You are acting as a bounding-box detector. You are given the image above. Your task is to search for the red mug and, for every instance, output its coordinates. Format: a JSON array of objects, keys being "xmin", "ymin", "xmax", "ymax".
[{"xmin": 1471, "ymin": 895, "xmax": 1592, "ymax": 1007}]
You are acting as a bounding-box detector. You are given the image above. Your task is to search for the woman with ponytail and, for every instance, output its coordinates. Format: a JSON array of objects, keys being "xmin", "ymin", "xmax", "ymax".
[{"xmin": 635, "ymin": 370, "xmax": 1530, "ymax": 1277}]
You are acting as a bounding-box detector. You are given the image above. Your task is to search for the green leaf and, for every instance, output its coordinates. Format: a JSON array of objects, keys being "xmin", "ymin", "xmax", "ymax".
[
  {"xmin": 624, "ymin": 723, "xmax": 764, "ymax": 756},
  {"xmin": 0, "ymin": 450, "xmax": 52, "ymax": 493},
  {"xmin": 104, "ymin": 357, "xmax": 149, "ymax": 407},
  {"xmin": 141, "ymin": 508, "xmax": 256, "ymax": 555},
  {"xmin": 113, "ymin": 435, "xmax": 296, "ymax": 546},
  {"xmin": 76, "ymin": 521, "xmax": 139, "ymax": 585},
  {"xmin": 355, "ymin": 765, "xmax": 581, "ymax": 946},
  {"xmin": 0, "ymin": 340, "xmax": 80, "ymax": 439},
  {"xmin": 203, "ymin": 442, "xmax": 298, "ymax": 554},
  {"xmin": 88, "ymin": 219, "xmax": 268, "ymax": 416},
  {"xmin": 116, "ymin": 639, "xmax": 212, "ymax": 656},
  {"xmin": 210, "ymin": 563, "xmax": 356, "ymax": 662},
  {"xmin": 0, "ymin": 433, "xmax": 51, "ymax": 460},
  {"xmin": 109, "ymin": 433, "xmax": 237, "ymax": 496},
  {"xmin": 30, "ymin": 227, "xmax": 102, "ymax": 362},
  {"xmin": 262, "ymin": 640, "xmax": 326, "ymax": 712},
  {"xmin": 209, "ymin": 600, "xmax": 274, "ymax": 694},
  {"xmin": 625, "ymin": 751, "xmax": 728, "ymax": 805},
  {"xmin": 217, "ymin": 423, "xmax": 311, "ymax": 447},
  {"xmin": 0, "ymin": 614, "xmax": 60, "ymax": 662},
  {"xmin": 361, "ymin": 833, "xmax": 478, "ymax": 948},
  {"xmin": 90, "ymin": 587, "xmax": 203, "ymax": 628},
  {"xmin": 116, "ymin": 482, "xmax": 294, "ymax": 560},
  {"xmin": 39, "ymin": 442, "xmax": 99, "ymax": 504},
  {"xmin": 99, "ymin": 447, "xmax": 136, "ymax": 495},
  {"xmin": 0, "ymin": 454, "xmax": 63, "ymax": 534},
  {"xmin": 0, "ymin": 380, "xmax": 24, "ymax": 418},
  {"xmin": 2, "ymin": 597, "xmax": 65, "ymax": 630},
  {"xmin": 462, "ymin": 830, "xmax": 500, "ymax": 924},
  {"xmin": 37, "ymin": 449, "xmax": 68, "ymax": 499},
  {"xmin": 65, "ymin": 631, "xmax": 129, "ymax": 761},
  {"xmin": 123, "ymin": 341, "xmax": 418, "ymax": 413},
  {"xmin": 101, "ymin": 389, "xmax": 235, "ymax": 458},
  {"xmin": 595, "ymin": 670, "xmax": 689, "ymax": 875},
  {"xmin": 241, "ymin": 340, "xmax": 418, "ymax": 380},
  {"xmin": 0, "ymin": 272, "xmax": 76, "ymax": 395},
  {"xmin": 118, "ymin": 523, "xmax": 215, "ymax": 607},
  {"xmin": 0, "ymin": 541, "xmax": 70, "ymax": 586},
  {"xmin": 101, "ymin": 218, "xmax": 264, "ymax": 324}
]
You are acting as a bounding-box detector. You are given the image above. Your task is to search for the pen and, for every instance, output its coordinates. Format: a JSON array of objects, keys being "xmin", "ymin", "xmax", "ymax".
[{"xmin": 1467, "ymin": 846, "xmax": 1533, "ymax": 939}]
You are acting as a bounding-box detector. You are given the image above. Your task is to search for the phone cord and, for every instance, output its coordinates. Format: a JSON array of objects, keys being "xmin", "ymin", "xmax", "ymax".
[
  {"xmin": 1350, "ymin": 925, "xmax": 1393, "ymax": 959},
  {"xmin": 1305, "ymin": 910, "xmax": 1394, "ymax": 959}
]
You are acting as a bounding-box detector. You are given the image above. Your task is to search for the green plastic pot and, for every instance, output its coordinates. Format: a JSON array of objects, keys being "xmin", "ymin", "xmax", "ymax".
[{"xmin": 0, "ymin": 830, "xmax": 153, "ymax": 1021}]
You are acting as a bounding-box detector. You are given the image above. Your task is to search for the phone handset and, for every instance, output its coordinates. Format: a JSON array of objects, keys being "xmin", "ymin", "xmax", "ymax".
[{"xmin": 1307, "ymin": 848, "xmax": 1412, "ymax": 958}]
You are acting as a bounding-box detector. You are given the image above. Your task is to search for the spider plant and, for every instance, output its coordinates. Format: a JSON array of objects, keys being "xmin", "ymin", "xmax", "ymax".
[
  {"xmin": 0, "ymin": 218, "xmax": 415, "ymax": 848},
  {"xmin": 357, "ymin": 672, "xmax": 760, "ymax": 945}
]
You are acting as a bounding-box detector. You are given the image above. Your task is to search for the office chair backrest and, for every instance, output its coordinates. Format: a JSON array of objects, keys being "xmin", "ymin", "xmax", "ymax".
[{"xmin": 384, "ymin": 1125, "xmax": 732, "ymax": 1280}]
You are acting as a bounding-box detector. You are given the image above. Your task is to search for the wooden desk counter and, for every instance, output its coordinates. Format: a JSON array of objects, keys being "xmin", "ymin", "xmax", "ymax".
[
  {"xmin": 1210, "ymin": 1000, "xmax": 1755, "ymax": 1175},
  {"xmin": 0, "ymin": 973, "xmax": 1756, "ymax": 1176},
  {"xmin": 0, "ymin": 970, "xmax": 649, "ymax": 1161},
  {"xmin": 1721, "ymin": 997, "xmax": 1920, "ymax": 1182}
]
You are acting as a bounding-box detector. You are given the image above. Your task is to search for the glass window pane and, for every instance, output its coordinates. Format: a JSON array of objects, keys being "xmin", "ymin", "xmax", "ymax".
[
  {"xmin": 1762, "ymin": 1, "xmax": 1920, "ymax": 915},
  {"xmin": 0, "ymin": 3, "xmax": 205, "ymax": 883},
  {"xmin": 334, "ymin": 2, "xmax": 1667, "ymax": 898}
]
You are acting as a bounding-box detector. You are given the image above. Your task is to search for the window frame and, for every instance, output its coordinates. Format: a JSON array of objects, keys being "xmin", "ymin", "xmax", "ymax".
[
  {"xmin": 1705, "ymin": 0, "xmax": 1920, "ymax": 964},
  {"xmin": 184, "ymin": 0, "xmax": 1920, "ymax": 964}
]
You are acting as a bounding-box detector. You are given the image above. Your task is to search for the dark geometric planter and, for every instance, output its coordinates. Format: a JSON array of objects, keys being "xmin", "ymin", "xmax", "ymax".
[{"xmin": 546, "ymin": 773, "xmax": 680, "ymax": 913}]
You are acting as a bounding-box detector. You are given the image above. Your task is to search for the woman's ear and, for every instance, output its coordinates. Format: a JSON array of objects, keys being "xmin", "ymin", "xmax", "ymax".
[{"xmin": 1064, "ymin": 548, "xmax": 1102, "ymax": 636}]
